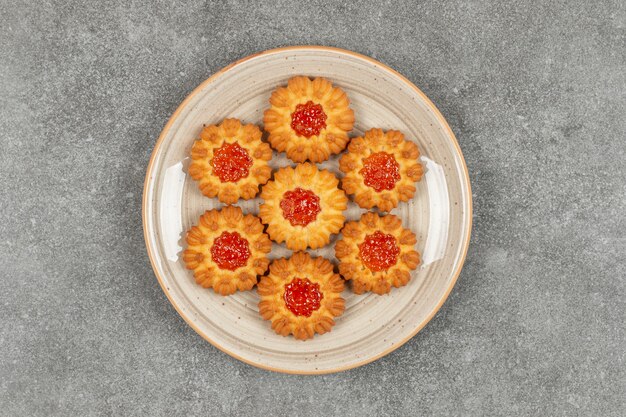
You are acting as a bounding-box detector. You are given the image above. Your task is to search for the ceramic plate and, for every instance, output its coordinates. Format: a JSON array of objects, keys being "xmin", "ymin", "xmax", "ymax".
[{"xmin": 143, "ymin": 46, "xmax": 472, "ymax": 374}]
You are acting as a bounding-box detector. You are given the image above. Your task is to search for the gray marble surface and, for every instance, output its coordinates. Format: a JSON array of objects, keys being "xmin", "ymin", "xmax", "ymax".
[{"xmin": 1, "ymin": 0, "xmax": 625, "ymax": 415}]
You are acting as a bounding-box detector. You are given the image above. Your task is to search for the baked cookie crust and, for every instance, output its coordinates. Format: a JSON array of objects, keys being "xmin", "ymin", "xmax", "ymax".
[
  {"xmin": 189, "ymin": 118, "xmax": 273, "ymax": 204},
  {"xmin": 263, "ymin": 76, "xmax": 354, "ymax": 163},
  {"xmin": 183, "ymin": 206, "xmax": 272, "ymax": 295},
  {"xmin": 335, "ymin": 212, "xmax": 420, "ymax": 295},
  {"xmin": 339, "ymin": 128, "xmax": 424, "ymax": 212},
  {"xmin": 259, "ymin": 163, "xmax": 347, "ymax": 250},
  {"xmin": 258, "ymin": 252, "xmax": 345, "ymax": 340}
]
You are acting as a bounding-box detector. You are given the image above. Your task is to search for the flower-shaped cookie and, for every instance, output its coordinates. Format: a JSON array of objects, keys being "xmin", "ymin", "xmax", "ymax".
[
  {"xmin": 259, "ymin": 163, "xmax": 347, "ymax": 251},
  {"xmin": 263, "ymin": 76, "xmax": 355, "ymax": 163},
  {"xmin": 335, "ymin": 212, "xmax": 420, "ymax": 295},
  {"xmin": 258, "ymin": 252, "xmax": 345, "ymax": 340},
  {"xmin": 188, "ymin": 118, "xmax": 273, "ymax": 204},
  {"xmin": 339, "ymin": 128, "xmax": 424, "ymax": 212},
  {"xmin": 183, "ymin": 206, "xmax": 272, "ymax": 295}
]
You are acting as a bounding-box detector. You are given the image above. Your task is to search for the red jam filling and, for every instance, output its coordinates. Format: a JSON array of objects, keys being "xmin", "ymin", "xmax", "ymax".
[
  {"xmin": 211, "ymin": 142, "xmax": 253, "ymax": 183},
  {"xmin": 283, "ymin": 277, "xmax": 323, "ymax": 317},
  {"xmin": 359, "ymin": 152, "xmax": 401, "ymax": 192},
  {"xmin": 210, "ymin": 231, "xmax": 250, "ymax": 271},
  {"xmin": 290, "ymin": 101, "xmax": 327, "ymax": 138},
  {"xmin": 358, "ymin": 231, "xmax": 400, "ymax": 272},
  {"xmin": 279, "ymin": 188, "xmax": 321, "ymax": 227}
]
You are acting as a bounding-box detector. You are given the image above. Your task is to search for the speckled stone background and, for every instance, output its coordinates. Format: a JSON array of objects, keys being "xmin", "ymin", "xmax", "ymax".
[{"xmin": 1, "ymin": 0, "xmax": 625, "ymax": 415}]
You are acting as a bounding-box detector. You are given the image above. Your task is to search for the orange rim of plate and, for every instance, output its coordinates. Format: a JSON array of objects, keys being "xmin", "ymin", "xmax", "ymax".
[{"xmin": 142, "ymin": 46, "xmax": 473, "ymax": 375}]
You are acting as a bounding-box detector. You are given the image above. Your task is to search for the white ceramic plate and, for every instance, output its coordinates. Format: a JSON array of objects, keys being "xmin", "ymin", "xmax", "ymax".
[{"xmin": 143, "ymin": 46, "xmax": 472, "ymax": 374}]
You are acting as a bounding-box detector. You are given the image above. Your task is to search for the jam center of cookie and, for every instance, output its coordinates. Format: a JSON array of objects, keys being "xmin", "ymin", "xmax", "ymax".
[
  {"xmin": 280, "ymin": 188, "xmax": 321, "ymax": 227},
  {"xmin": 358, "ymin": 231, "xmax": 400, "ymax": 272},
  {"xmin": 283, "ymin": 277, "xmax": 323, "ymax": 317},
  {"xmin": 211, "ymin": 142, "xmax": 253, "ymax": 183},
  {"xmin": 290, "ymin": 101, "xmax": 327, "ymax": 138},
  {"xmin": 210, "ymin": 231, "xmax": 251, "ymax": 271},
  {"xmin": 359, "ymin": 152, "xmax": 401, "ymax": 192}
]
